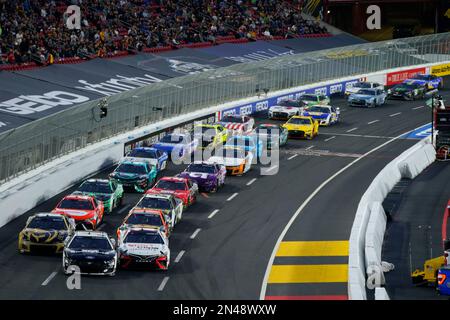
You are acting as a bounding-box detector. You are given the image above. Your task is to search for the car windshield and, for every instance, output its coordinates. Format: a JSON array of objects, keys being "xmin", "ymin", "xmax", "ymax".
[
  {"xmin": 78, "ymin": 181, "xmax": 111, "ymax": 194},
  {"xmin": 301, "ymin": 95, "xmax": 317, "ymax": 101},
  {"xmin": 187, "ymin": 164, "xmax": 216, "ymax": 174},
  {"xmin": 137, "ymin": 197, "xmax": 172, "ymax": 210},
  {"xmin": 116, "ymin": 163, "xmax": 147, "ymax": 174},
  {"xmin": 357, "ymin": 89, "xmax": 376, "ymax": 95},
  {"xmin": 124, "ymin": 230, "xmax": 164, "ymax": 244},
  {"xmin": 59, "ymin": 199, "xmax": 93, "ymax": 210},
  {"xmin": 354, "ymin": 82, "xmax": 371, "ymax": 88},
  {"xmin": 221, "ymin": 116, "xmax": 244, "ymax": 123},
  {"xmin": 306, "ymin": 106, "xmax": 330, "ymax": 113},
  {"xmin": 155, "ymin": 180, "xmax": 186, "ymax": 191},
  {"xmin": 28, "ymin": 216, "xmax": 66, "ymax": 230},
  {"xmin": 279, "ymin": 100, "xmax": 299, "ymax": 107},
  {"xmin": 126, "ymin": 213, "xmax": 163, "ymax": 227},
  {"xmin": 226, "ymin": 137, "xmax": 253, "ymax": 148},
  {"xmin": 68, "ymin": 236, "xmax": 112, "ymax": 251},
  {"xmin": 159, "ymin": 135, "xmax": 184, "ymax": 144},
  {"xmin": 127, "ymin": 149, "xmax": 157, "ymax": 159},
  {"xmin": 216, "ymin": 148, "xmax": 246, "ymax": 159},
  {"xmin": 288, "ymin": 118, "xmax": 311, "ymax": 125}
]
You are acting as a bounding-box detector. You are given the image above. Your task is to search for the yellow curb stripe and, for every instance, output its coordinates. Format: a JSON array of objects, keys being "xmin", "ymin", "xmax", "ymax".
[
  {"xmin": 276, "ymin": 241, "xmax": 349, "ymax": 257},
  {"xmin": 268, "ymin": 264, "xmax": 348, "ymax": 284}
]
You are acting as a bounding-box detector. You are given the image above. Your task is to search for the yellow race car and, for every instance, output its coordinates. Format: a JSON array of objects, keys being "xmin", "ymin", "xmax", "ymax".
[
  {"xmin": 282, "ymin": 116, "xmax": 319, "ymax": 139},
  {"xmin": 194, "ymin": 124, "xmax": 228, "ymax": 150}
]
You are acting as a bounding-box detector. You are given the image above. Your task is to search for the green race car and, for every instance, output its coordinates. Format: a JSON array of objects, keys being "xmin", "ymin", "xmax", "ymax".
[
  {"xmin": 74, "ymin": 179, "xmax": 124, "ymax": 213},
  {"xmin": 299, "ymin": 93, "xmax": 330, "ymax": 107}
]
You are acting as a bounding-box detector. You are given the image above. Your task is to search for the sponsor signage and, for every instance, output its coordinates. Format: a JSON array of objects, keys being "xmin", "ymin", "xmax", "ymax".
[
  {"xmin": 386, "ymin": 67, "xmax": 426, "ymax": 86},
  {"xmin": 431, "ymin": 63, "xmax": 450, "ymax": 77}
]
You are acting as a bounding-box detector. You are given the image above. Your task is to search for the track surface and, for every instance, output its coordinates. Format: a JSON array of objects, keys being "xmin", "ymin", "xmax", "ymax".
[{"xmin": 0, "ymin": 83, "xmax": 448, "ymax": 300}]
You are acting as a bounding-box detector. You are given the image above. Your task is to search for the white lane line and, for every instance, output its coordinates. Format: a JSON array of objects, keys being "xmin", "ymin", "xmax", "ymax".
[
  {"xmin": 368, "ymin": 120, "xmax": 380, "ymax": 125},
  {"xmin": 305, "ymin": 145, "xmax": 315, "ymax": 151},
  {"xmin": 208, "ymin": 209, "xmax": 220, "ymax": 219},
  {"xmin": 157, "ymin": 276, "xmax": 170, "ymax": 291},
  {"xmin": 324, "ymin": 136, "xmax": 336, "ymax": 142},
  {"xmin": 41, "ymin": 271, "xmax": 58, "ymax": 286},
  {"xmin": 413, "ymin": 105, "xmax": 425, "ymax": 110},
  {"xmin": 174, "ymin": 250, "xmax": 185, "ymax": 263},
  {"xmin": 247, "ymin": 178, "xmax": 257, "ymax": 186},
  {"xmin": 259, "ymin": 123, "xmax": 428, "ymax": 300},
  {"xmin": 288, "ymin": 154, "xmax": 299, "ymax": 160},
  {"xmin": 190, "ymin": 228, "xmax": 201, "ymax": 239},
  {"xmin": 227, "ymin": 193, "xmax": 239, "ymax": 201},
  {"xmin": 118, "ymin": 204, "xmax": 130, "ymax": 214},
  {"xmin": 389, "ymin": 112, "xmax": 401, "ymax": 117},
  {"xmin": 266, "ymin": 165, "xmax": 279, "ymax": 173},
  {"xmin": 346, "ymin": 128, "xmax": 358, "ymax": 133}
]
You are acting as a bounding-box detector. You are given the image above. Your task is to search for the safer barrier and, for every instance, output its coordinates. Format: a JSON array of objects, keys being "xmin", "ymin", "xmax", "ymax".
[{"xmin": 348, "ymin": 139, "xmax": 437, "ymax": 300}]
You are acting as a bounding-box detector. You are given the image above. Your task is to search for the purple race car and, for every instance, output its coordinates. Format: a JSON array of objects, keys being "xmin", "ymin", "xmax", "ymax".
[{"xmin": 178, "ymin": 162, "xmax": 226, "ymax": 193}]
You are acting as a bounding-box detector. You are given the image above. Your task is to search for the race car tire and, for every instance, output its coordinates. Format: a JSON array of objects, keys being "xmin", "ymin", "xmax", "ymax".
[{"xmin": 370, "ymin": 101, "xmax": 376, "ymax": 108}]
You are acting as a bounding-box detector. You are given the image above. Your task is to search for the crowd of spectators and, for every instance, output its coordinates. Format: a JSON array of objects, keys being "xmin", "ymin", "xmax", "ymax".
[{"xmin": 0, "ymin": 0, "xmax": 329, "ymax": 66}]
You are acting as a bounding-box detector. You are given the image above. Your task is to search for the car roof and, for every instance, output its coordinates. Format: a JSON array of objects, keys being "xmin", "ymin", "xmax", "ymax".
[
  {"xmin": 129, "ymin": 208, "xmax": 163, "ymax": 215},
  {"xmin": 291, "ymin": 115, "xmax": 312, "ymax": 119},
  {"xmin": 126, "ymin": 226, "xmax": 160, "ymax": 233},
  {"xmin": 32, "ymin": 213, "xmax": 66, "ymax": 218},
  {"xmin": 143, "ymin": 193, "xmax": 172, "ymax": 199},
  {"xmin": 63, "ymin": 195, "xmax": 94, "ymax": 201},
  {"xmin": 119, "ymin": 160, "xmax": 147, "ymax": 166},
  {"xmin": 159, "ymin": 176, "xmax": 186, "ymax": 182},
  {"xmin": 85, "ymin": 179, "xmax": 109, "ymax": 184},
  {"xmin": 73, "ymin": 231, "xmax": 109, "ymax": 237},
  {"xmin": 133, "ymin": 147, "xmax": 157, "ymax": 151}
]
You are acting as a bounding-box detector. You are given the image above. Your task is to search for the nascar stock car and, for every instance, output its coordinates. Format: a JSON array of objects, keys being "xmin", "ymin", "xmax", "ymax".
[
  {"xmin": 208, "ymin": 146, "xmax": 253, "ymax": 176},
  {"xmin": 118, "ymin": 227, "xmax": 170, "ymax": 270},
  {"xmin": 299, "ymin": 93, "xmax": 330, "ymax": 107},
  {"xmin": 74, "ymin": 179, "xmax": 124, "ymax": 213},
  {"xmin": 268, "ymin": 99, "xmax": 304, "ymax": 120},
  {"xmin": 178, "ymin": 161, "xmax": 226, "ymax": 193},
  {"xmin": 117, "ymin": 208, "xmax": 171, "ymax": 240},
  {"xmin": 52, "ymin": 195, "xmax": 105, "ymax": 230},
  {"xmin": 406, "ymin": 73, "xmax": 443, "ymax": 90},
  {"xmin": 152, "ymin": 132, "xmax": 198, "ymax": 160},
  {"xmin": 387, "ymin": 81, "xmax": 427, "ymax": 100},
  {"xmin": 255, "ymin": 124, "xmax": 288, "ymax": 150},
  {"xmin": 216, "ymin": 115, "xmax": 255, "ymax": 135},
  {"xmin": 18, "ymin": 213, "xmax": 76, "ymax": 254},
  {"xmin": 193, "ymin": 124, "xmax": 228, "ymax": 150},
  {"xmin": 282, "ymin": 116, "xmax": 319, "ymax": 139},
  {"xmin": 224, "ymin": 135, "xmax": 263, "ymax": 158},
  {"xmin": 109, "ymin": 160, "xmax": 157, "ymax": 193},
  {"xmin": 124, "ymin": 147, "xmax": 168, "ymax": 172},
  {"xmin": 348, "ymin": 88, "xmax": 387, "ymax": 107},
  {"xmin": 344, "ymin": 81, "xmax": 384, "ymax": 96},
  {"xmin": 134, "ymin": 193, "xmax": 183, "ymax": 227},
  {"xmin": 62, "ymin": 231, "xmax": 117, "ymax": 276},
  {"xmin": 146, "ymin": 176, "xmax": 198, "ymax": 208},
  {"xmin": 301, "ymin": 105, "xmax": 340, "ymax": 126}
]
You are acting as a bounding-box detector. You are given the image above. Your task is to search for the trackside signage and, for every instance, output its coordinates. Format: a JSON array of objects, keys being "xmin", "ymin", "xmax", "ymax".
[
  {"xmin": 431, "ymin": 63, "xmax": 450, "ymax": 77},
  {"xmin": 386, "ymin": 67, "xmax": 426, "ymax": 86}
]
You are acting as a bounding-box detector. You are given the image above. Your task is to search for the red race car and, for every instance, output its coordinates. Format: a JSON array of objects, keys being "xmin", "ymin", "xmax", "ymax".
[
  {"xmin": 146, "ymin": 177, "xmax": 198, "ymax": 208},
  {"xmin": 52, "ymin": 195, "xmax": 104, "ymax": 230}
]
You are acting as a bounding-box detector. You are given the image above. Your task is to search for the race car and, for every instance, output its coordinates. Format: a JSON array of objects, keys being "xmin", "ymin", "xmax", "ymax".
[
  {"xmin": 117, "ymin": 208, "xmax": 170, "ymax": 240},
  {"xmin": 345, "ymin": 81, "xmax": 384, "ymax": 96},
  {"xmin": 224, "ymin": 135, "xmax": 263, "ymax": 158},
  {"xmin": 301, "ymin": 105, "xmax": 340, "ymax": 126},
  {"xmin": 405, "ymin": 73, "xmax": 443, "ymax": 90},
  {"xmin": 109, "ymin": 160, "xmax": 157, "ymax": 193},
  {"xmin": 62, "ymin": 231, "xmax": 117, "ymax": 276},
  {"xmin": 74, "ymin": 179, "xmax": 124, "ymax": 213},
  {"xmin": 268, "ymin": 99, "xmax": 304, "ymax": 120},
  {"xmin": 216, "ymin": 114, "xmax": 255, "ymax": 135},
  {"xmin": 123, "ymin": 147, "xmax": 168, "ymax": 172},
  {"xmin": 152, "ymin": 132, "xmax": 198, "ymax": 161},
  {"xmin": 208, "ymin": 146, "xmax": 253, "ymax": 176},
  {"xmin": 178, "ymin": 161, "xmax": 226, "ymax": 193},
  {"xmin": 146, "ymin": 176, "xmax": 198, "ymax": 208},
  {"xmin": 299, "ymin": 94, "xmax": 330, "ymax": 107},
  {"xmin": 134, "ymin": 193, "xmax": 184, "ymax": 228},
  {"xmin": 193, "ymin": 124, "xmax": 228, "ymax": 150},
  {"xmin": 282, "ymin": 116, "xmax": 319, "ymax": 139},
  {"xmin": 387, "ymin": 81, "xmax": 427, "ymax": 100},
  {"xmin": 255, "ymin": 124, "xmax": 288, "ymax": 150},
  {"xmin": 348, "ymin": 88, "xmax": 387, "ymax": 107},
  {"xmin": 18, "ymin": 213, "xmax": 76, "ymax": 254},
  {"xmin": 118, "ymin": 227, "xmax": 170, "ymax": 271},
  {"xmin": 52, "ymin": 195, "xmax": 105, "ymax": 230}
]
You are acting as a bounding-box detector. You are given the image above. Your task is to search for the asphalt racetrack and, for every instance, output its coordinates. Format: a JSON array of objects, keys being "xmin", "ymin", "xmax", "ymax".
[{"xmin": 0, "ymin": 81, "xmax": 448, "ymax": 300}]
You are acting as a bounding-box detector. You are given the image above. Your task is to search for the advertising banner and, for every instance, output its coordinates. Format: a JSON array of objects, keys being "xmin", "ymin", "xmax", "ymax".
[
  {"xmin": 431, "ymin": 63, "xmax": 450, "ymax": 77},
  {"xmin": 386, "ymin": 67, "xmax": 426, "ymax": 86}
]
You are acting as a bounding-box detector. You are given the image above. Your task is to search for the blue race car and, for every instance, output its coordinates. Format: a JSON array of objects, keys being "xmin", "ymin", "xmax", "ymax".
[
  {"xmin": 124, "ymin": 147, "xmax": 168, "ymax": 172},
  {"xmin": 109, "ymin": 160, "xmax": 157, "ymax": 193},
  {"xmin": 152, "ymin": 133, "xmax": 198, "ymax": 160},
  {"xmin": 348, "ymin": 88, "xmax": 387, "ymax": 108},
  {"xmin": 405, "ymin": 74, "xmax": 443, "ymax": 90},
  {"xmin": 301, "ymin": 105, "xmax": 340, "ymax": 126},
  {"xmin": 437, "ymin": 266, "xmax": 450, "ymax": 296},
  {"xmin": 224, "ymin": 135, "xmax": 263, "ymax": 158}
]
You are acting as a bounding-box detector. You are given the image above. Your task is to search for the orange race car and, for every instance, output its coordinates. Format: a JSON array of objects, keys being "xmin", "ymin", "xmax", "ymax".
[
  {"xmin": 52, "ymin": 195, "xmax": 104, "ymax": 230},
  {"xmin": 117, "ymin": 208, "xmax": 171, "ymax": 241}
]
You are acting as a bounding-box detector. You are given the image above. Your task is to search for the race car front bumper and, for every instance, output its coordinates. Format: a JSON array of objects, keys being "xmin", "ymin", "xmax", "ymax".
[
  {"xmin": 226, "ymin": 164, "xmax": 245, "ymax": 175},
  {"xmin": 19, "ymin": 239, "xmax": 65, "ymax": 254},
  {"xmin": 119, "ymin": 254, "xmax": 169, "ymax": 270}
]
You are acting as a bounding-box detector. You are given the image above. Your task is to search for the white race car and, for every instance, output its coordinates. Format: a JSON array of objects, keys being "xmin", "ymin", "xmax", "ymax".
[
  {"xmin": 133, "ymin": 193, "xmax": 184, "ymax": 228},
  {"xmin": 118, "ymin": 227, "xmax": 170, "ymax": 270},
  {"xmin": 208, "ymin": 146, "xmax": 253, "ymax": 176},
  {"xmin": 268, "ymin": 100, "xmax": 304, "ymax": 120},
  {"xmin": 345, "ymin": 81, "xmax": 384, "ymax": 96},
  {"xmin": 217, "ymin": 115, "xmax": 255, "ymax": 135}
]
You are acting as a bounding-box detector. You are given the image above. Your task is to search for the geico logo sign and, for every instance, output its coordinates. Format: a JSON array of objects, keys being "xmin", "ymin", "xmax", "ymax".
[
  {"xmin": 345, "ymin": 81, "xmax": 359, "ymax": 90},
  {"xmin": 0, "ymin": 91, "xmax": 90, "ymax": 115},
  {"xmin": 314, "ymin": 87, "xmax": 327, "ymax": 95},
  {"xmin": 239, "ymin": 105, "xmax": 253, "ymax": 115},
  {"xmin": 255, "ymin": 101, "xmax": 269, "ymax": 111},
  {"xmin": 223, "ymin": 109, "xmax": 237, "ymax": 117},
  {"xmin": 329, "ymin": 84, "xmax": 343, "ymax": 94},
  {"xmin": 295, "ymin": 92, "xmax": 307, "ymax": 100},
  {"xmin": 277, "ymin": 95, "xmax": 294, "ymax": 104}
]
